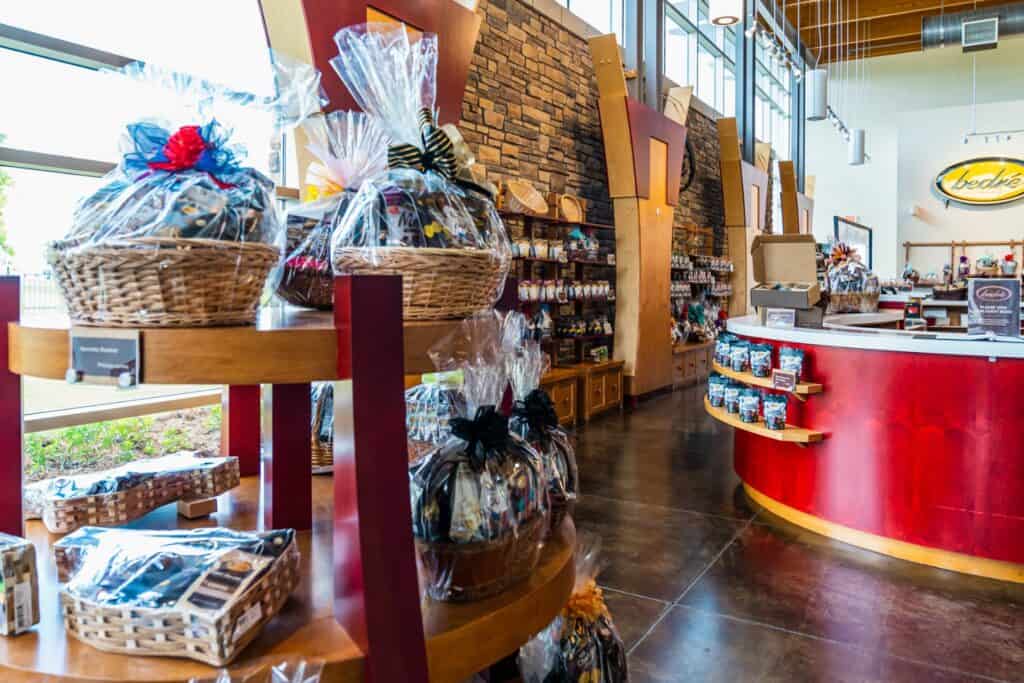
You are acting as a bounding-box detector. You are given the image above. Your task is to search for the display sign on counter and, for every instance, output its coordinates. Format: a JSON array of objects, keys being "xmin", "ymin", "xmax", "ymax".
[
  {"xmin": 935, "ymin": 157, "xmax": 1024, "ymax": 206},
  {"xmin": 67, "ymin": 328, "xmax": 140, "ymax": 388},
  {"xmin": 771, "ymin": 369, "xmax": 797, "ymax": 392},
  {"xmin": 967, "ymin": 278, "xmax": 1021, "ymax": 337},
  {"xmin": 764, "ymin": 308, "xmax": 796, "ymax": 328}
]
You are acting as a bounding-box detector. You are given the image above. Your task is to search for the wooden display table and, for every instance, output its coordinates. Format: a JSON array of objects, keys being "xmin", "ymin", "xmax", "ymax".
[
  {"xmin": 1, "ymin": 275, "xmax": 573, "ymax": 682},
  {"xmin": 567, "ymin": 360, "xmax": 624, "ymax": 422},
  {"xmin": 672, "ymin": 340, "xmax": 713, "ymax": 388},
  {"xmin": 540, "ymin": 367, "xmax": 581, "ymax": 427}
]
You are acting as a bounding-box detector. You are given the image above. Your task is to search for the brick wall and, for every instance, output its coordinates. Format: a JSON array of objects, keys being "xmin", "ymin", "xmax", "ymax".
[{"xmin": 460, "ymin": 0, "xmax": 729, "ymax": 250}]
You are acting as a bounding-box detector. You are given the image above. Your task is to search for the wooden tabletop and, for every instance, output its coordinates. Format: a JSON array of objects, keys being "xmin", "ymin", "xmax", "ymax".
[
  {"xmin": 1, "ymin": 477, "xmax": 576, "ymax": 683},
  {"xmin": 9, "ymin": 310, "xmax": 463, "ymax": 384}
]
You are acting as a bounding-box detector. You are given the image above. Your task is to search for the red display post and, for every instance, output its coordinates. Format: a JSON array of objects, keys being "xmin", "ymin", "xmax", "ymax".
[
  {"xmin": 333, "ymin": 274, "xmax": 429, "ymax": 683},
  {"xmin": 260, "ymin": 382, "xmax": 313, "ymax": 531},
  {"xmin": 221, "ymin": 384, "xmax": 261, "ymax": 476},
  {"xmin": 0, "ymin": 277, "xmax": 21, "ymax": 536}
]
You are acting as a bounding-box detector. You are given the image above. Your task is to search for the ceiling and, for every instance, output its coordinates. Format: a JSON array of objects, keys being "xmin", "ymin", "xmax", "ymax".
[{"xmin": 784, "ymin": 0, "xmax": 1013, "ymax": 63}]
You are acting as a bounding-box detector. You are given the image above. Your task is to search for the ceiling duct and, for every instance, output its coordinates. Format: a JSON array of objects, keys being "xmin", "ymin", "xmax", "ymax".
[{"xmin": 921, "ymin": 3, "xmax": 1024, "ymax": 51}]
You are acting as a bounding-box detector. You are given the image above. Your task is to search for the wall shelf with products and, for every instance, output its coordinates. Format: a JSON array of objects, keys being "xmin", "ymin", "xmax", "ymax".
[
  {"xmin": 712, "ymin": 361, "xmax": 823, "ymax": 397},
  {"xmin": 704, "ymin": 397, "xmax": 826, "ymax": 444}
]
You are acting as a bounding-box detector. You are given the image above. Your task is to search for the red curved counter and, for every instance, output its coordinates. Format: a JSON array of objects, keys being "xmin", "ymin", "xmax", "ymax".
[{"xmin": 724, "ymin": 315, "xmax": 1024, "ymax": 581}]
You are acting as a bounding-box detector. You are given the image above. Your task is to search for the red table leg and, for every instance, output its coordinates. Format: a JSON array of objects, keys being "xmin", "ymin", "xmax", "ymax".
[
  {"xmin": 333, "ymin": 275, "xmax": 429, "ymax": 683},
  {"xmin": 221, "ymin": 385, "xmax": 260, "ymax": 477},
  {"xmin": 260, "ymin": 383, "xmax": 312, "ymax": 531},
  {"xmin": 0, "ymin": 277, "xmax": 21, "ymax": 537}
]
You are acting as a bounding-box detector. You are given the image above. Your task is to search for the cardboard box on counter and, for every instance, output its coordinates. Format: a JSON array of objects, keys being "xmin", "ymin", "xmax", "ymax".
[{"xmin": 750, "ymin": 234, "xmax": 821, "ymax": 309}]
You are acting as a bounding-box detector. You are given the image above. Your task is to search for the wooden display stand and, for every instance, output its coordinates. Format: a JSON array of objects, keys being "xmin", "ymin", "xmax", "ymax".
[
  {"xmin": 541, "ymin": 366, "xmax": 582, "ymax": 427},
  {"xmin": 718, "ymin": 118, "xmax": 769, "ymax": 317},
  {"xmin": 569, "ymin": 360, "xmax": 625, "ymax": 423},
  {"xmin": 780, "ymin": 160, "xmax": 814, "ymax": 235},
  {"xmin": 2, "ymin": 276, "xmax": 576, "ymax": 682},
  {"xmin": 672, "ymin": 340, "xmax": 713, "ymax": 388},
  {"xmin": 589, "ymin": 34, "xmax": 687, "ymax": 399}
]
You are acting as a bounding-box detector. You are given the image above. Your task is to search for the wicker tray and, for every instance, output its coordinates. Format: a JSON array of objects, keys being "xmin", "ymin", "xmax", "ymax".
[
  {"xmin": 503, "ymin": 179, "xmax": 548, "ymax": 215},
  {"xmin": 416, "ymin": 513, "xmax": 546, "ymax": 602},
  {"xmin": 333, "ymin": 247, "xmax": 506, "ymax": 320},
  {"xmin": 47, "ymin": 237, "xmax": 280, "ymax": 327},
  {"xmin": 36, "ymin": 457, "xmax": 240, "ymax": 535},
  {"xmin": 61, "ymin": 534, "xmax": 300, "ymax": 667}
]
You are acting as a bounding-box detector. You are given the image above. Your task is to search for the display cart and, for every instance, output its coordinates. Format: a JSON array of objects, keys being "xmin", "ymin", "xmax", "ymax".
[{"xmin": 0, "ymin": 274, "xmax": 576, "ymax": 682}]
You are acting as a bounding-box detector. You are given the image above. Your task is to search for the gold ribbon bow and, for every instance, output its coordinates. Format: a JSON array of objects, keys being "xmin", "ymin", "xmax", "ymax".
[
  {"xmin": 388, "ymin": 108, "xmax": 458, "ymax": 181},
  {"xmin": 303, "ymin": 162, "xmax": 345, "ymax": 202},
  {"xmin": 563, "ymin": 579, "xmax": 610, "ymax": 623}
]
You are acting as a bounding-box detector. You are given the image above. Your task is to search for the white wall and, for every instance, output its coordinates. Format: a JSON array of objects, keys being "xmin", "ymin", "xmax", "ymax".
[{"xmin": 806, "ymin": 38, "xmax": 1024, "ymax": 278}]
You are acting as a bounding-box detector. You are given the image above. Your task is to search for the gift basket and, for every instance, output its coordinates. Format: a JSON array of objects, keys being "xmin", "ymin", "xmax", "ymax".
[
  {"xmin": 405, "ymin": 373, "xmax": 467, "ymax": 465},
  {"xmin": 0, "ymin": 534, "xmax": 39, "ymax": 636},
  {"xmin": 310, "ymin": 383, "xmax": 334, "ymax": 470},
  {"xmin": 827, "ymin": 243, "xmax": 880, "ymax": 314},
  {"xmin": 57, "ymin": 526, "xmax": 299, "ymax": 666},
  {"xmin": 24, "ymin": 452, "xmax": 240, "ymax": 534},
  {"xmin": 505, "ymin": 313, "xmax": 578, "ymax": 533},
  {"xmin": 410, "ymin": 315, "xmax": 548, "ymax": 601},
  {"xmin": 277, "ymin": 112, "xmax": 389, "ymax": 309},
  {"xmin": 49, "ymin": 58, "xmax": 321, "ymax": 327},
  {"xmin": 518, "ymin": 535, "xmax": 628, "ymax": 683},
  {"xmin": 330, "ymin": 25, "xmax": 511, "ymax": 320}
]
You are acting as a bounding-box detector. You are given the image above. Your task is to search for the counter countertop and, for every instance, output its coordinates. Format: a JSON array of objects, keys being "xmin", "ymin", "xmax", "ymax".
[{"xmin": 727, "ymin": 314, "xmax": 1024, "ymax": 359}]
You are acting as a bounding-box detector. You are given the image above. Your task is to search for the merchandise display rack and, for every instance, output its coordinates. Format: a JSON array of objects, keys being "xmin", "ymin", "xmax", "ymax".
[
  {"xmin": 0, "ymin": 275, "xmax": 576, "ymax": 683},
  {"xmin": 712, "ymin": 362, "xmax": 824, "ymax": 399},
  {"xmin": 703, "ymin": 397, "xmax": 825, "ymax": 444}
]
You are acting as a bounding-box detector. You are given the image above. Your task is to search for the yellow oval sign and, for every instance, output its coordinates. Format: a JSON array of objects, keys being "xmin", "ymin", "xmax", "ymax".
[{"xmin": 936, "ymin": 157, "xmax": 1024, "ymax": 206}]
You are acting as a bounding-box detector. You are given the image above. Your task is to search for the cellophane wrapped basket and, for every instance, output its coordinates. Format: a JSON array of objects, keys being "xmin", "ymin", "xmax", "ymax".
[
  {"xmin": 827, "ymin": 244, "xmax": 880, "ymax": 314},
  {"xmin": 24, "ymin": 452, "xmax": 240, "ymax": 534},
  {"xmin": 310, "ymin": 383, "xmax": 334, "ymax": 471},
  {"xmin": 405, "ymin": 375, "xmax": 466, "ymax": 465},
  {"xmin": 519, "ymin": 535, "xmax": 628, "ymax": 683},
  {"xmin": 277, "ymin": 112, "xmax": 389, "ymax": 309},
  {"xmin": 505, "ymin": 313, "xmax": 578, "ymax": 534},
  {"xmin": 56, "ymin": 527, "xmax": 299, "ymax": 666},
  {"xmin": 330, "ymin": 25, "xmax": 511, "ymax": 320},
  {"xmin": 49, "ymin": 57, "xmax": 321, "ymax": 327},
  {"xmin": 0, "ymin": 534, "xmax": 39, "ymax": 636},
  {"xmin": 189, "ymin": 659, "xmax": 325, "ymax": 683},
  {"xmin": 410, "ymin": 315, "xmax": 548, "ymax": 601}
]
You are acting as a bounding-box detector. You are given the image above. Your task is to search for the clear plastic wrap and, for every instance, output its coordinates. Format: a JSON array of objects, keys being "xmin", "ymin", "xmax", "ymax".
[
  {"xmin": 405, "ymin": 372, "xmax": 467, "ymax": 464},
  {"xmin": 24, "ymin": 452, "xmax": 240, "ymax": 533},
  {"xmin": 277, "ymin": 112, "xmax": 389, "ymax": 309},
  {"xmin": 0, "ymin": 534, "xmax": 39, "ymax": 636},
  {"xmin": 505, "ymin": 313, "xmax": 578, "ymax": 533},
  {"xmin": 410, "ymin": 314, "xmax": 548, "ymax": 601},
  {"xmin": 827, "ymin": 243, "xmax": 880, "ymax": 314},
  {"xmin": 311, "ymin": 383, "xmax": 334, "ymax": 469},
  {"xmin": 329, "ymin": 25, "xmax": 510, "ymax": 320},
  {"xmin": 518, "ymin": 534, "xmax": 628, "ymax": 683},
  {"xmin": 191, "ymin": 660, "xmax": 324, "ymax": 683},
  {"xmin": 49, "ymin": 56, "xmax": 322, "ymax": 327},
  {"xmin": 57, "ymin": 527, "xmax": 300, "ymax": 666}
]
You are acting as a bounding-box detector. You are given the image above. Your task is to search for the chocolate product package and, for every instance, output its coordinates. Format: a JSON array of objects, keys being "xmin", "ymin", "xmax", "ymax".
[
  {"xmin": 764, "ymin": 394, "xmax": 788, "ymax": 430},
  {"xmin": 729, "ymin": 340, "xmax": 750, "ymax": 373},
  {"xmin": 715, "ymin": 333, "xmax": 735, "ymax": 366},
  {"xmin": 707, "ymin": 373, "xmax": 727, "ymax": 408},
  {"xmin": 779, "ymin": 346, "xmax": 806, "ymax": 382},
  {"xmin": 724, "ymin": 381, "xmax": 742, "ymax": 414},
  {"xmin": 58, "ymin": 527, "xmax": 299, "ymax": 666},
  {"xmin": 739, "ymin": 388, "xmax": 761, "ymax": 424},
  {"xmin": 0, "ymin": 534, "xmax": 39, "ymax": 636},
  {"xmin": 518, "ymin": 534, "xmax": 628, "ymax": 683},
  {"xmin": 750, "ymin": 343, "xmax": 772, "ymax": 378},
  {"xmin": 405, "ymin": 374, "xmax": 467, "ymax": 464},
  {"xmin": 410, "ymin": 314, "xmax": 548, "ymax": 601}
]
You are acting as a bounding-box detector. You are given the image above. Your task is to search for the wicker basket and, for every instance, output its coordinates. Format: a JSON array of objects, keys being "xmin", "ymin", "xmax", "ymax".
[
  {"xmin": 61, "ymin": 536, "xmax": 300, "ymax": 667},
  {"xmin": 416, "ymin": 513, "xmax": 546, "ymax": 602},
  {"xmin": 47, "ymin": 237, "xmax": 281, "ymax": 327},
  {"xmin": 547, "ymin": 192, "xmax": 586, "ymax": 223},
  {"xmin": 276, "ymin": 265, "xmax": 334, "ymax": 310},
  {"xmin": 828, "ymin": 292, "xmax": 880, "ymax": 314},
  {"xmin": 311, "ymin": 437, "xmax": 333, "ymax": 471},
  {"xmin": 40, "ymin": 458, "xmax": 240, "ymax": 534},
  {"xmin": 503, "ymin": 179, "xmax": 548, "ymax": 215},
  {"xmin": 333, "ymin": 247, "xmax": 506, "ymax": 320}
]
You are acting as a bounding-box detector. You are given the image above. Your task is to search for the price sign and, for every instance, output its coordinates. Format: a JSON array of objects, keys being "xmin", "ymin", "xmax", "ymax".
[
  {"xmin": 771, "ymin": 369, "xmax": 797, "ymax": 392},
  {"xmin": 764, "ymin": 308, "xmax": 796, "ymax": 329},
  {"xmin": 67, "ymin": 328, "xmax": 140, "ymax": 388}
]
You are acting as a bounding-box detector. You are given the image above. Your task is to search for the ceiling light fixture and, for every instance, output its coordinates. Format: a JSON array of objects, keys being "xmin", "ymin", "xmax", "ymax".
[{"xmin": 710, "ymin": 0, "xmax": 743, "ymax": 26}]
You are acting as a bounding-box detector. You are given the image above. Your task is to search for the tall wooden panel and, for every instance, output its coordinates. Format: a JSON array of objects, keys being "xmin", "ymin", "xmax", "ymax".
[
  {"xmin": 780, "ymin": 160, "xmax": 815, "ymax": 235},
  {"xmin": 589, "ymin": 34, "xmax": 686, "ymax": 397}
]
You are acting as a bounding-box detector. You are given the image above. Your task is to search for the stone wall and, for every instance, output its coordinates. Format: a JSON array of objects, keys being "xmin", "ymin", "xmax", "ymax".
[{"xmin": 460, "ymin": 0, "xmax": 728, "ymax": 249}]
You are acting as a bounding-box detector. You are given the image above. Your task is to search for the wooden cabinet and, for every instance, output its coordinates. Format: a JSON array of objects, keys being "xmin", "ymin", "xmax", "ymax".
[
  {"xmin": 570, "ymin": 360, "xmax": 625, "ymax": 423},
  {"xmin": 672, "ymin": 341, "xmax": 714, "ymax": 388},
  {"xmin": 540, "ymin": 367, "xmax": 580, "ymax": 427}
]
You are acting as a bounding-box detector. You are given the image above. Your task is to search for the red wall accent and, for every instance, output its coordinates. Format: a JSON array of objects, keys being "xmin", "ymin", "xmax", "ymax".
[
  {"xmin": 733, "ymin": 337, "xmax": 1024, "ymax": 565},
  {"xmin": 624, "ymin": 98, "xmax": 687, "ymax": 206},
  {"xmin": 0, "ymin": 278, "xmax": 21, "ymax": 536}
]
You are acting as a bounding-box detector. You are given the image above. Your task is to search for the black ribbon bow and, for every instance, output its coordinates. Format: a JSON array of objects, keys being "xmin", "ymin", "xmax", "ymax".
[
  {"xmin": 387, "ymin": 108, "xmax": 458, "ymax": 181},
  {"xmin": 512, "ymin": 389, "xmax": 559, "ymax": 442},
  {"xmin": 451, "ymin": 405, "xmax": 510, "ymax": 468}
]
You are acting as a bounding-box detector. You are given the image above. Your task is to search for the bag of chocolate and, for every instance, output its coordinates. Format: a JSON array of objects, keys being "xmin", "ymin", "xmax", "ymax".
[
  {"xmin": 329, "ymin": 25, "xmax": 511, "ymax": 318},
  {"xmin": 410, "ymin": 314, "xmax": 548, "ymax": 601},
  {"xmin": 764, "ymin": 393, "xmax": 788, "ymax": 430},
  {"xmin": 277, "ymin": 112, "xmax": 389, "ymax": 309},
  {"xmin": 518, "ymin": 534, "xmax": 628, "ymax": 683},
  {"xmin": 505, "ymin": 313, "xmax": 578, "ymax": 533}
]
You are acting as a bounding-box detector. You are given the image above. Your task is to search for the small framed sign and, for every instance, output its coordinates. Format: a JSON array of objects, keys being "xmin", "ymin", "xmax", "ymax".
[
  {"xmin": 771, "ymin": 369, "xmax": 797, "ymax": 392},
  {"xmin": 67, "ymin": 328, "xmax": 141, "ymax": 388},
  {"xmin": 764, "ymin": 308, "xmax": 797, "ymax": 329}
]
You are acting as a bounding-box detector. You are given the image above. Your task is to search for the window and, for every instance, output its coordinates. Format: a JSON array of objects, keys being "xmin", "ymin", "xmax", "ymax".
[
  {"xmin": 558, "ymin": 0, "xmax": 624, "ymax": 41},
  {"xmin": 663, "ymin": 0, "xmax": 736, "ymax": 117}
]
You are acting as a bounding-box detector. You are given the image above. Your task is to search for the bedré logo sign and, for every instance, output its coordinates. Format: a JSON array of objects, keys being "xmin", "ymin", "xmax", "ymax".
[
  {"xmin": 935, "ymin": 158, "xmax": 1024, "ymax": 206},
  {"xmin": 977, "ymin": 285, "xmax": 1012, "ymax": 303}
]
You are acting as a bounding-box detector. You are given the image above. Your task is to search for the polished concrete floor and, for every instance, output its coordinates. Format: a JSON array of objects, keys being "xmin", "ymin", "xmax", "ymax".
[{"xmin": 573, "ymin": 386, "xmax": 1024, "ymax": 683}]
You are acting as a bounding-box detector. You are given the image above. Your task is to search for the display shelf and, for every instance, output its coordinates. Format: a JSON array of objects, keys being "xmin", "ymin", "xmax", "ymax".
[
  {"xmin": 561, "ymin": 334, "xmax": 614, "ymax": 343},
  {"xmin": 0, "ymin": 478, "xmax": 576, "ymax": 683},
  {"xmin": 711, "ymin": 361, "xmax": 823, "ymax": 395},
  {"xmin": 498, "ymin": 209, "xmax": 614, "ymax": 231},
  {"xmin": 9, "ymin": 309, "xmax": 462, "ymax": 382},
  {"xmin": 704, "ymin": 396, "xmax": 825, "ymax": 443},
  {"xmin": 513, "ymin": 255, "xmax": 566, "ymax": 264}
]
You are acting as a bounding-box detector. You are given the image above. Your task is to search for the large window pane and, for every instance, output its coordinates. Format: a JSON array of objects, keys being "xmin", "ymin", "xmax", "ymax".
[
  {"xmin": 696, "ymin": 41, "xmax": 716, "ymax": 107},
  {"xmin": 561, "ymin": 0, "xmax": 624, "ymax": 40},
  {"xmin": 665, "ymin": 16, "xmax": 694, "ymax": 87}
]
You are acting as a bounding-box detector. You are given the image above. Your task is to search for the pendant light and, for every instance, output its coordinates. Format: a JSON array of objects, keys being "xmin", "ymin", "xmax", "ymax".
[
  {"xmin": 848, "ymin": 128, "xmax": 865, "ymax": 165},
  {"xmin": 709, "ymin": 0, "xmax": 743, "ymax": 26},
  {"xmin": 807, "ymin": 68, "xmax": 829, "ymax": 120}
]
